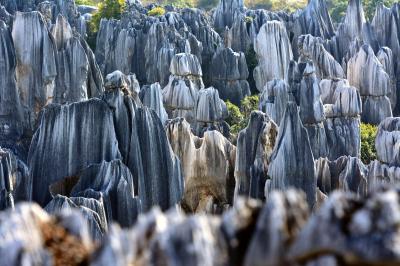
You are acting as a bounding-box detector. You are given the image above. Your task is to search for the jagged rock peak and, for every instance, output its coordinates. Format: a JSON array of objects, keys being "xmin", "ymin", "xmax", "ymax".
[
  {"xmin": 234, "ymin": 111, "xmax": 278, "ymax": 200},
  {"xmin": 267, "ymin": 101, "xmax": 317, "ymax": 207},
  {"xmin": 375, "ymin": 117, "xmax": 400, "ymax": 166},
  {"xmin": 213, "ymin": 0, "xmax": 245, "ymax": 30},
  {"xmin": 253, "ymin": 20, "xmax": 293, "ymax": 92}
]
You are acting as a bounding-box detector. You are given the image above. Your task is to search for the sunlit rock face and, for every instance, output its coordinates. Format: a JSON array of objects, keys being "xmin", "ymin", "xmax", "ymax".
[
  {"xmin": 253, "ymin": 21, "xmax": 293, "ymax": 92},
  {"xmin": 163, "ymin": 53, "xmax": 204, "ymax": 124},
  {"xmin": 166, "ymin": 118, "xmax": 235, "ymax": 213},
  {"xmin": 12, "ymin": 11, "xmax": 57, "ymax": 133},
  {"xmin": 347, "ymin": 44, "xmax": 392, "ymax": 125},
  {"xmin": 194, "ymin": 87, "xmax": 229, "ymax": 137},
  {"xmin": 210, "ymin": 47, "xmax": 250, "ymax": 106},
  {"xmin": 267, "ymin": 101, "xmax": 317, "ymax": 208},
  {"xmin": 234, "ymin": 111, "xmax": 278, "ymax": 200},
  {"xmin": 139, "ymin": 83, "xmax": 168, "ymax": 125}
]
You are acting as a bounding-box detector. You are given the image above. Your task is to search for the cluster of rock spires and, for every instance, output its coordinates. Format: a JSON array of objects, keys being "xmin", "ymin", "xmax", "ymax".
[{"xmin": 2, "ymin": 0, "xmax": 400, "ymax": 264}]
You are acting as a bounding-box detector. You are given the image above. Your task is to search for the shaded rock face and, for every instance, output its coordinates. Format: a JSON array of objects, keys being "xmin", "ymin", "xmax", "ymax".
[
  {"xmin": 321, "ymin": 79, "xmax": 362, "ymax": 160},
  {"xmin": 347, "ymin": 44, "xmax": 392, "ymax": 124},
  {"xmin": 315, "ymin": 156, "xmax": 368, "ymax": 197},
  {"xmin": 12, "ymin": 11, "xmax": 57, "ymax": 133},
  {"xmin": 45, "ymin": 194, "xmax": 107, "ymax": 241},
  {"xmin": 0, "ymin": 20, "xmax": 23, "ymax": 142},
  {"xmin": 28, "ymin": 99, "xmax": 121, "ymax": 206},
  {"xmin": 210, "ymin": 47, "xmax": 250, "ymax": 106},
  {"xmin": 327, "ymin": 0, "xmax": 366, "ymax": 61},
  {"xmin": 213, "ymin": 0, "xmax": 245, "ymax": 31},
  {"xmin": 297, "ymin": 34, "xmax": 344, "ymax": 80},
  {"xmin": 103, "ymin": 90, "xmax": 184, "ymax": 212},
  {"xmin": 0, "ymin": 147, "xmax": 29, "ymax": 210},
  {"xmin": 163, "ymin": 53, "xmax": 204, "ymax": 123},
  {"xmin": 48, "ymin": 160, "xmax": 139, "ymax": 228},
  {"xmin": 259, "ymin": 79, "xmax": 290, "ymax": 125},
  {"xmin": 139, "ymin": 83, "xmax": 168, "ymax": 125},
  {"xmin": 292, "ymin": 0, "xmax": 335, "ymax": 43},
  {"xmin": 166, "ymin": 118, "xmax": 236, "ymax": 213},
  {"xmin": 234, "ymin": 111, "xmax": 278, "ymax": 200},
  {"xmin": 298, "ymin": 61, "xmax": 327, "ymax": 159},
  {"xmin": 254, "ymin": 21, "xmax": 293, "ymax": 92},
  {"xmin": 267, "ymin": 101, "xmax": 317, "ymax": 207}
]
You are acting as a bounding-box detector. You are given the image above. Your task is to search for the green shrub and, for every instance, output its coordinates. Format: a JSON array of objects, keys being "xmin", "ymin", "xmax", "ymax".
[
  {"xmin": 360, "ymin": 123, "xmax": 378, "ymax": 164},
  {"xmin": 86, "ymin": 0, "xmax": 125, "ymax": 49},
  {"xmin": 245, "ymin": 16, "xmax": 253, "ymax": 24},
  {"xmin": 226, "ymin": 95, "xmax": 260, "ymax": 136},
  {"xmin": 75, "ymin": 0, "xmax": 99, "ymax": 5},
  {"xmin": 148, "ymin": 6, "xmax": 166, "ymax": 16}
]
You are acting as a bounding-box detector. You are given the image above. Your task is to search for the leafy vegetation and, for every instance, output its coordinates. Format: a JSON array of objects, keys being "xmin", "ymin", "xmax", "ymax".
[
  {"xmin": 226, "ymin": 95, "xmax": 260, "ymax": 137},
  {"xmin": 328, "ymin": 0, "xmax": 398, "ymax": 22},
  {"xmin": 148, "ymin": 6, "xmax": 166, "ymax": 16},
  {"xmin": 75, "ymin": 0, "xmax": 100, "ymax": 5},
  {"xmin": 86, "ymin": 0, "xmax": 126, "ymax": 49},
  {"xmin": 360, "ymin": 123, "xmax": 378, "ymax": 164}
]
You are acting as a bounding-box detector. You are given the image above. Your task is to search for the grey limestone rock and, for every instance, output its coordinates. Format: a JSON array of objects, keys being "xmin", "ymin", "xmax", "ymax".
[
  {"xmin": 244, "ymin": 190, "xmax": 309, "ymax": 266},
  {"xmin": 253, "ymin": 21, "xmax": 293, "ymax": 92},
  {"xmin": 103, "ymin": 89, "xmax": 184, "ymax": 212},
  {"xmin": 315, "ymin": 156, "xmax": 368, "ymax": 196},
  {"xmin": 210, "ymin": 47, "xmax": 250, "ymax": 106},
  {"xmin": 12, "ymin": 11, "xmax": 57, "ymax": 134},
  {"xmin": 289, "ymin": 188, "xmax": 400, "ymax": 265},
  {"xmin": 347, "ymin": 44, "xmax": 392, "ymax": 124},
  {"xmin": 0, "ymin": 20, "xmax": 23, "ymax": 142},
  {"xmin": 234, "ymin": 111, "xmax": 278, "ymax": 200},
  {"xmin": 259, "ymin": 79, "xmax": 290, "ymax": 125},
  {"xmin": 28, "ymin": 99, "xmax": 121, "ymax": 206},
  {"xmin": 375, "ymin": 117, "xmax": 400, "ymax": 166},
  {"xmin": 213, "ymin": 0, "xmax": 245, "ymax": 31},
  {"xmin": 267, "ymin": 101, "xmax": 317, "ymax": 207},
  {"xmin": 166, "ymin": 118, "xmax": 235, "ymax": 212},
  {"xmin": 163, "ymin": 53, "xmax": 204, "ymax": 123},
  {"xmin": 139, "ymin": 83, "xmax": 168, "ymax": 125}
]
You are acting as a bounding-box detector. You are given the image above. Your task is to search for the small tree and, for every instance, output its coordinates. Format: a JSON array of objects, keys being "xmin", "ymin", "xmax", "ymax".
[{"xmin": 360, "ymin": 123, "xmax": 378, "ymax": 164}]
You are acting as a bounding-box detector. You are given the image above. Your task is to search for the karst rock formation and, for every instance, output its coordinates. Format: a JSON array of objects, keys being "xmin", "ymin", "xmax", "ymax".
[{"xmin": 1, "ymin": 0, "xmax": 400, "ymax": 264}]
